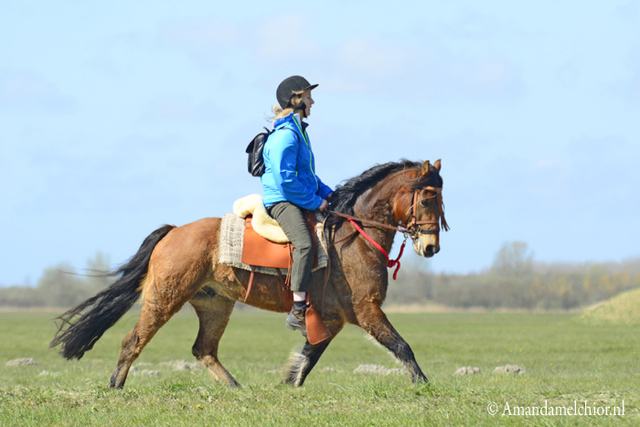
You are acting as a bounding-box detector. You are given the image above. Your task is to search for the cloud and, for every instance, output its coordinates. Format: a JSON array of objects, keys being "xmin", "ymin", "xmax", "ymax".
[
  {"xmin": 0, "ymin": 69, "xmax": 76, "ymax": 114},
  {"xmin": 469, "ymin": 58, "xmax": 525, "ymax": 102},
  {"xmin": 336, "ymin": 36, "xmax": 410, "ymax": 78},
  {"xmin": 306, "ymin": 29, "xmax": 525, "ymax": 106},
  {"xmin": 140, "ymin": 97, "xmax": 228, "ymax": 122},
  {"xmin": 438, "ymin": 10, "xmax": 528, "ymax": 40},
  {"xmin": 157, "ymin": 19, "xmax": 244, "ymax": 66},
  {"xmin": 252, "ymin": 14, "xmax": 317, "ymax": 62},
  {"xmin": 620, "ymin": 44, "xmax": 640, "ymax": 107},
  {"xmin": 407, "ymin": 11, "xmax": 528, "ymax": 104},
  {"xmin": 596, "ymin": 43, "xmax": 640, "ymax": 108},
  {"xmin": 405, "ymin": 27, "xmax": 527, "ymax": 104},
  {"xmin": 303, "ymin": 34, "xmax": 414, "ymax": 97},
  {"xmin": 615, "ymin": 1, "xmax": 640, "ymax": 28},
  {"xmin": 516, "ymin": 134, "xmax": 640, "ymax": 220}
]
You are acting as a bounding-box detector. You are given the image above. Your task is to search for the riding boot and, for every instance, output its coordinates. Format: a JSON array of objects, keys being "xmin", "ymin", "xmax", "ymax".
[{"xmin": 286, "ymin": 306, "xmax": 307, "ymax": 338}]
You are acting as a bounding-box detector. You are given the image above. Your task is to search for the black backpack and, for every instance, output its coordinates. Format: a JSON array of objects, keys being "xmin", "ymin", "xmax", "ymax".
[{"xmin": 245, "ymin": 127, "xmax": 273, "ymax": 177}]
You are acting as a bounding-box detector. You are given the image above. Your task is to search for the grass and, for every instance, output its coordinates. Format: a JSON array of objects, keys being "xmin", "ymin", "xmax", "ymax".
[
  {"xmin": 1, "ymin": 308, "xmax": 638, "ymax": 426},
  {"xmin": 580, "ymin": 288, "xmax": 640, "ymax": 325}
]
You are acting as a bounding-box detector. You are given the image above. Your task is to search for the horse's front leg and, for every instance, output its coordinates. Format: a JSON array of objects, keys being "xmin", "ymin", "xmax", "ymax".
[
  {"xmin": 356, "ymin": 304, "xmax": 429, "ymax": 384},
  {"xmin": 282, "ymin": 318, "xmax": 345, "ymax": 386}
]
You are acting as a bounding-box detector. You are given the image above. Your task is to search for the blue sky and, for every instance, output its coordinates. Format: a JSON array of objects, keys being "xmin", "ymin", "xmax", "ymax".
[{"xmin": 1, "ymin": 1, "xmax": 639, "ymax": 286}]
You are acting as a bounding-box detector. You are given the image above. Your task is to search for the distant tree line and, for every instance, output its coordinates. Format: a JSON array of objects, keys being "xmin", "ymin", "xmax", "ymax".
[
  {"xmin": 387, "ymin": 241, "xmax": 640, "ymax": 310},
  {"xmin": 2, "ymin": 243, "xmax": 639, "ymax": 310},
  {"xmin": 0, "ymin": 253, "xmax": 114, "ymax": 308}
]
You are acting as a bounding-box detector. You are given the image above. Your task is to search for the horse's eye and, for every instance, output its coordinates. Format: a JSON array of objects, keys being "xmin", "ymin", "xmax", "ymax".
[{"xmin": 420, "ymin": 199, "xmax": 429, "ymax": 207}]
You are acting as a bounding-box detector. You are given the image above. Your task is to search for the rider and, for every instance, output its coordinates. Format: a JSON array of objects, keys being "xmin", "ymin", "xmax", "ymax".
[{"xmin": 261, "ymin": 76, "xmax": 333, "ymax": 337}]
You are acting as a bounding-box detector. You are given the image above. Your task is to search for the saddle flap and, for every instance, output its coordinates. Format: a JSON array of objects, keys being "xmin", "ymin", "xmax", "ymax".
[{"xmin": 242, "ymin": 217, "xmax": 292, "ymax": 269}]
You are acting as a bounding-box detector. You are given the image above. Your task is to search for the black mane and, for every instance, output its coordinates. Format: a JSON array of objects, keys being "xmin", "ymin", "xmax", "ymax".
[{"xmin": 329, "ymin": 160, "xmax": 419, "ymax": 216}]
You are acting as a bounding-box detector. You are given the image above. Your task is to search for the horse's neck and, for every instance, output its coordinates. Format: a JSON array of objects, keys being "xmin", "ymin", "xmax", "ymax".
[{"xmin": 350, "ymin": 175, "xmax": 407, "ymax": 251}]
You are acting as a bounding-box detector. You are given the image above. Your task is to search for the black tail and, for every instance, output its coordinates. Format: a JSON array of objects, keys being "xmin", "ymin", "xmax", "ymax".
[{"xmin": 49, "ymin": 224, "xmax": 176, "ymax": 360}]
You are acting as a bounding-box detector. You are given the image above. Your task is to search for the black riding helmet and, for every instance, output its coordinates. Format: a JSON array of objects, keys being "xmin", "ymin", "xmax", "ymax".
[{"xmin": 276, "ymin": 76, "xmax": 318, "ymax": 109}]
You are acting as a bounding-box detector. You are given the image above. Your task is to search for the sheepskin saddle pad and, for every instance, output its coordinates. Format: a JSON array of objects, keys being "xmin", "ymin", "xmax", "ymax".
[{"xmin": 218, "ymin": 194, "xmax": 328, "ymax": 276}]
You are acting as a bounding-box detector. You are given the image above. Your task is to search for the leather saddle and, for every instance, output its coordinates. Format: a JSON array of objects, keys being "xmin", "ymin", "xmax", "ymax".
[{"xmin": 241, "ymin": 212, "xmax": 318, "ymax": 269}]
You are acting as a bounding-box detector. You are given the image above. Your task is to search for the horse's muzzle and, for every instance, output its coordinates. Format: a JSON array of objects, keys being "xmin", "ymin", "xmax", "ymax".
[
  {"xmin": 423, "ymin": 244, "xmax": 440, "ymax": 257},
  {"xmin": 413, "ymin": 239, "xmax": 440, "ymax": 258}
]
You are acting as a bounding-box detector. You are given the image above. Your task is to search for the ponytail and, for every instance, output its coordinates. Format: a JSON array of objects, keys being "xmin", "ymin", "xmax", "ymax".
[{"xmin": 271, "ymin": 91, "xmax": 306, "ymax": 122}]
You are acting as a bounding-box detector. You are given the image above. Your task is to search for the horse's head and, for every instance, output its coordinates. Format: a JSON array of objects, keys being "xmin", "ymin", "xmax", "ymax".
[
  {"xmin": 394, "ymin": 159, "xmax": 449, "ymax": 258},
  {"xmin": 327, "ymin": 159, "xmax": 449, "ymax": 260}
]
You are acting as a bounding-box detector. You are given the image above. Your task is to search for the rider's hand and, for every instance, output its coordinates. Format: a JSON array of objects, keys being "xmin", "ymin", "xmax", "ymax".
[{"xmin": 319, "ymin": 199, "xmax": 329, "ymax": 212}]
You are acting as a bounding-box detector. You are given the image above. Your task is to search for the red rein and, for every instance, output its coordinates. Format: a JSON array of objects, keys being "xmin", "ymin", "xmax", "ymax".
[{"xmin": 347, "ymin": 217, "xmax": 406, "ymax": 280}]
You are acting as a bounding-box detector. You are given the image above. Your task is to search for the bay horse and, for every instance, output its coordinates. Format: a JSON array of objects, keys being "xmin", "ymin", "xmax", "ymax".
[{"xmin": 50, "ymin": 159, "xmax": 448, "ymax": 388}]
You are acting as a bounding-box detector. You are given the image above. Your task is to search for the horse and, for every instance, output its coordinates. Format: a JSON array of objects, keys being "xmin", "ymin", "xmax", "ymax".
[{"xmin": 50, "ymin": 159, "xmax": 448, "ymax": 388}]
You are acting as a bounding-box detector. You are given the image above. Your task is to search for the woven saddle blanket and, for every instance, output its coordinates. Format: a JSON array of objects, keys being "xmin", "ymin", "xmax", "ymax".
[{"xmin": 218, "ymin": 212, "xmax": 328, "ymax": 276}]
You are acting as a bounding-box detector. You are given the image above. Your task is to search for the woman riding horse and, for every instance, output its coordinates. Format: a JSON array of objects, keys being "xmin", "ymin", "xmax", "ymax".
[
  {"xmin": 51, "ymin": 159, "xmax": 447, "ymax": 388},
  {"xmin": 263, "ymin": 76, "xmax": 333, "ymax": 337}
]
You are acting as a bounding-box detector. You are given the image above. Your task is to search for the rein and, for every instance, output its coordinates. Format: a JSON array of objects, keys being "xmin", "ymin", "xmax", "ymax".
[{"xmin": 345, "ymin": 217, "xmax": 407, "ymax": 280}]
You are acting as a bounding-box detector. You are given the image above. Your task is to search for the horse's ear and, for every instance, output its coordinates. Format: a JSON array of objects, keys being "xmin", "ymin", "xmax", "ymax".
[
  {"xmin": 434, "ymin": 159, "xmax": 441, "ymax": 172},
  {"xmin": 420, "ymin": 160, "xmax": 431, "ymax": 176}
]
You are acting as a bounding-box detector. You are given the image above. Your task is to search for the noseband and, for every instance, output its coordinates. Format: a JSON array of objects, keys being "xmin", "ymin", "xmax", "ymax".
[{"xmin": 402, "ymin": 186, "xmax": 447, "ymax": 237}]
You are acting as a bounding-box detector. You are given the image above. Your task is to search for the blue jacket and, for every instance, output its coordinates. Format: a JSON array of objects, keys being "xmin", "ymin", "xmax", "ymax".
[{"xmin": 261, "ymin": 113, "xmax": 333, "ymax": 210}]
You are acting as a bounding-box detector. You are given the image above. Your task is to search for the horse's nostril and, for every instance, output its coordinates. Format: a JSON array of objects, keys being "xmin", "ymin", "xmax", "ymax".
[{"xmin": 424, "ymin": 245, "xmax": 440, "ymax": 257}]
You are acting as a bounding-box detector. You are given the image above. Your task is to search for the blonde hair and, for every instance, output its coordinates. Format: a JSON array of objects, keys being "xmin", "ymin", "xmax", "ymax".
[{"xmin": 271, "ymin": 90, "xmax": 307, "ymax": 122}]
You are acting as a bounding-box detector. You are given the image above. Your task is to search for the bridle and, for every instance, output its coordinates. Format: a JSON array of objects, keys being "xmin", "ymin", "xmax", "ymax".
[
  {"xmin": 402, "ymin": 186, "xmax": 446, "ymax": 237},
  {"xmin": 325, "ymin": 185, "xmax": 448, "ymax": 280},
  {"xmin": 328, "ymin": 185, "xmax": 447, "ymax": 242}
]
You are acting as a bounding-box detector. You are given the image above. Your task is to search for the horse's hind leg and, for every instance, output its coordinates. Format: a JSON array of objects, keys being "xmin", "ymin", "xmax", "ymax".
[
  {"xmin": 189, "ymin": 288, "xmax": 239, "ymax": 387},
  {"xmin": 109, "ymin": 299, "xmax": 180, "ymax": 388},
  {"xmin": 110, "ymin": 275, "xmax": 205, "ymax": 388},
  {"xmin": 356, "ymin": 304, "xmax": 429, "ymax": 384}
]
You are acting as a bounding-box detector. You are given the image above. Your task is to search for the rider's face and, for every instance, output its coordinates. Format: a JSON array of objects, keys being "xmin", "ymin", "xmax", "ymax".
[{"xmin": 302, "ymin": 91, "xmax": 314, "ymax": 118}]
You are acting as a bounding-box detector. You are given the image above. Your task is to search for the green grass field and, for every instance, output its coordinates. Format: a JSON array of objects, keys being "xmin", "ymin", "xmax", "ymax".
[{"xmin": 1, "ymin": 308, "xmax": 638, "ymax": 426}]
